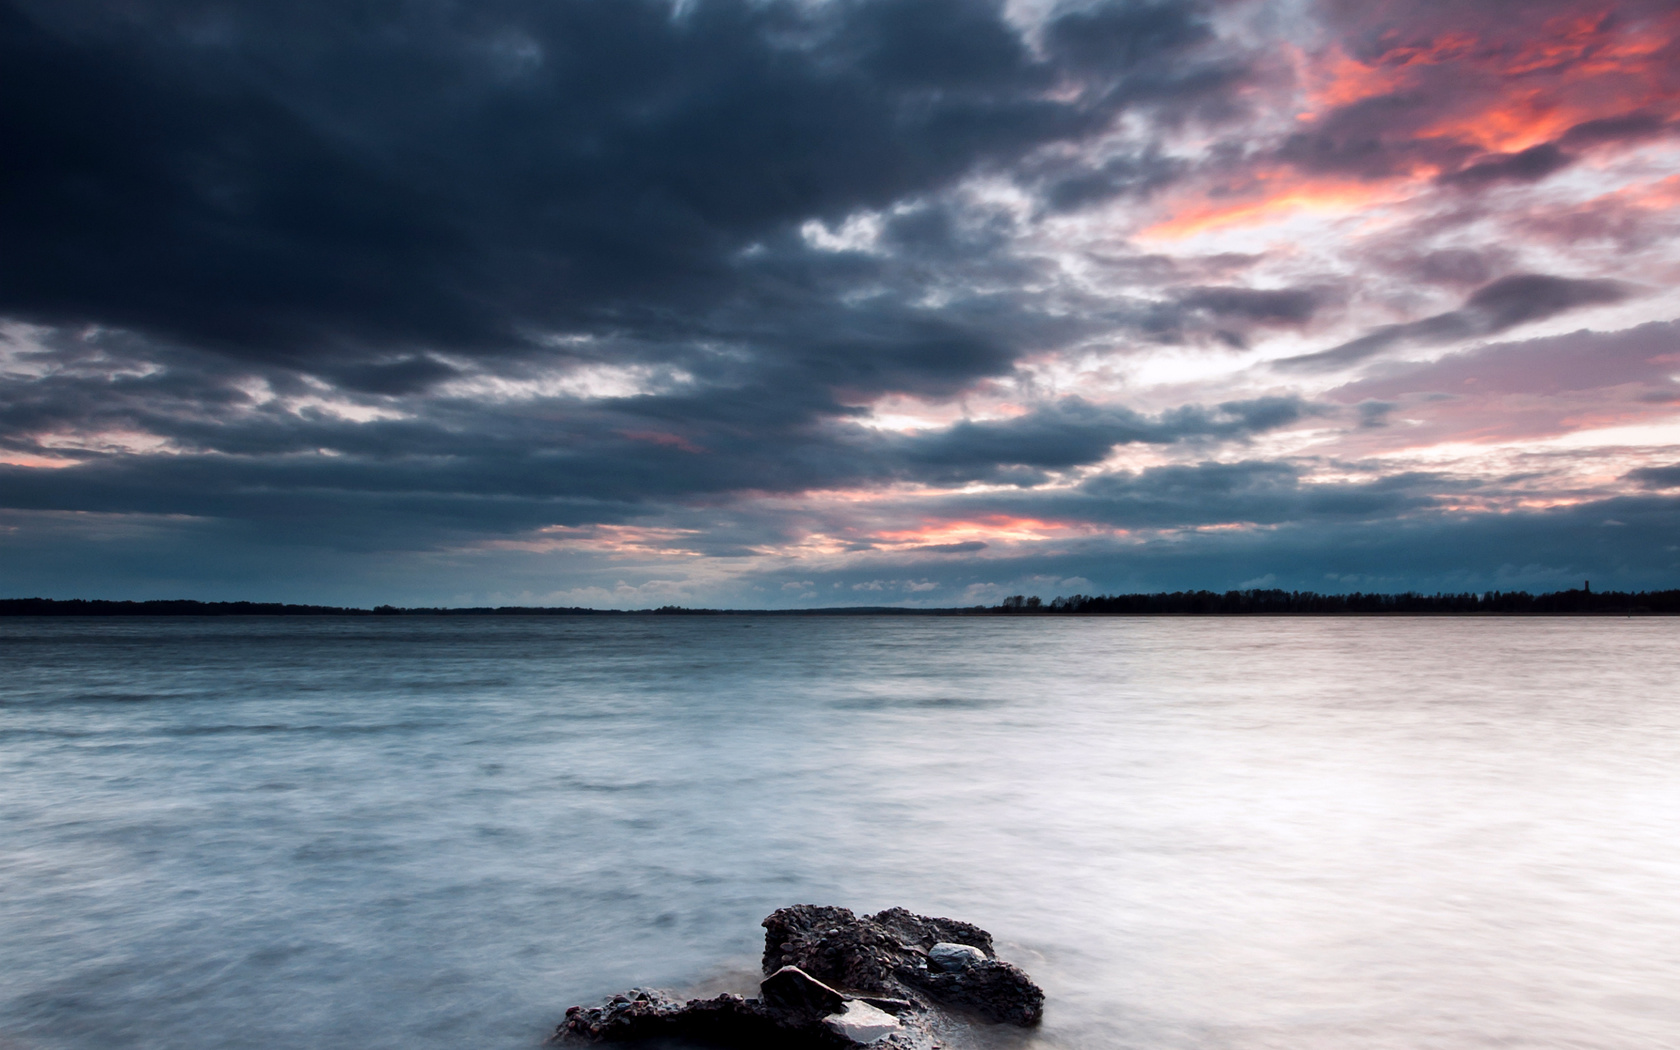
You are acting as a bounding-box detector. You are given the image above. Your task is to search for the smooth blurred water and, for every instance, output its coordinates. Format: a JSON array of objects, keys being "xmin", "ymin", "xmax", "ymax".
[{"xmin": 2, "ymin": 616, "xmax": 1678, "ymax": 1050}]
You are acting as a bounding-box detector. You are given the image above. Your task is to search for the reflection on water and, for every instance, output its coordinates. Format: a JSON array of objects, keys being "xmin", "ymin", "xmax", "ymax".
[{"xmin": 2, "ymin": 616, "xmax": 1678, "ymax": 1050}]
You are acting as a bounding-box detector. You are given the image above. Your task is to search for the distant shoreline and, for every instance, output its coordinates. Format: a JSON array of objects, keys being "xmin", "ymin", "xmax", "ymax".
[{"xmin": 4, "ymin": 588, "xmax": 1678, "ymax": 616}]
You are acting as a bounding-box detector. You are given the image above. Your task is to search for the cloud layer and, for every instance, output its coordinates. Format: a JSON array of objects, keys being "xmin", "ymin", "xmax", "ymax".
[{"xmin": 3, "ymin": 0, "xmax": 1679, "ymax": 605}]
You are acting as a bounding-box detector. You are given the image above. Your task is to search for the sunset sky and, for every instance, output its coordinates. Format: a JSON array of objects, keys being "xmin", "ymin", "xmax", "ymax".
[{"xmin": 3, "ymin": 0, "xmax": 1679, "ymax": 607}]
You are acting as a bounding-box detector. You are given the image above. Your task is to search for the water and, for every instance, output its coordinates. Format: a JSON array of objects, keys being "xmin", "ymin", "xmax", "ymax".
[{"xmin": 2, "ymin": 616, "xmax": 1678, "ymax": 1050}]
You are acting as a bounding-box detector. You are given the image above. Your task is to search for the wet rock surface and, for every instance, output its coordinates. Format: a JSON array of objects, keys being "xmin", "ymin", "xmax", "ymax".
[
  {"xmin": 760, "ymin": 965, "xmax": 848, "ymax": 1017},
  {"xmin": 554, "ymin": 906, "xmax": 1044, "ymax": 1048},
  {"xmin": 764, "ymin": 905, "xmax": 1045, "ymax": 1027},
  {"xmin": 557, "ymin": 986, "xmax": 867, "ymax": 1049}
]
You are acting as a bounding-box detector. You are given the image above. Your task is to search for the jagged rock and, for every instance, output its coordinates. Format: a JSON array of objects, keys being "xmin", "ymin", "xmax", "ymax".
[
  {"xmin": 761, "ymin": 966, "xmax": 847, "ymax": 1017},
  {"xmin": 914, "ymin": 960, "xmax": 1044, "ymax": 1027},
  {"xmin": 762, "ymin": 905, "xmax": 1044, "ymax": 1026},
  {"xmin": 555, "ymin": 906, "xmax": 1043, "ymax": 1047}
]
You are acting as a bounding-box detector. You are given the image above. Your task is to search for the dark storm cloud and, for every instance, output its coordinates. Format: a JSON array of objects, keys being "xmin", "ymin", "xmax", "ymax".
[
  {"xmin": 0, "ymin": 463, "xmax": 628, "ymax": 552},
  {"xmin": 0, "ymin": 0, "xmax": 1267, "ymax": 548},
  {"xmin": 329, "ymin": 356, "xmax": 464, "ymax": 396},
  {"xmin": 829, "ymin": 459, "xmax": 1448, "ymax": 538},
  {"xmin": 913, "ymin": 540, "xmax": 990, "ymax": 553},
  {"xmin": 1437, "ymin": 144, "xmax": 1572, "ymax": 188},
  {"xmin": 1044, "ymin": 0, "xmax": 1212, "ymax": 71},
  {"xmin": 1625, "ymin": 464, "xmax": 1680, "ymax": 489},
  {"xmin": 1058, "ymin": 281, "xmax": 1328, "ymax": 350},
  {"xmin": 1177, "ymin": 286, "xmax": 1320, "ymax": 324},
  {"xmin": 1037, "ymin": 151, "xmax": 1187, "ymax": 212},
  {"xmin": 1356, "ymin": 400, "xmax": 1396, "ymax": 427},
  {"xmin": 884, "ymin": 395, "xmax": 1311, "ymax": 485},
  {"xmin": 1061, "ymin": 459, "xmax": 1443, "ymax": 527},
  {"xmin": 0, "ymin": 330, "xmax": 1319, "ymax": 537},
  {"xmin": 0, "ymin": 0, "xmax": 1251, "ymax": 554},
  {"xmin": 1559, "ymin": 111, "xmax": 1675, "ymax": 148},
  {"xmin": 0, "ymin": 0, "xmax": 1225, "ymax": 367},
  {"xmin": 1276, "ymin": 93, "xmax": 1478, "ymax": 181},
  {"xmin": 1274, "ymin": 274, "xmax": 1634, "ymax": 372},
  {"xmin": 1380, "ymin": 249, "xmax": 1504, "ymax": 288},
  {"xmin": 1456, "ymin": 274, "xmax": 1633, "ymax": 329}
]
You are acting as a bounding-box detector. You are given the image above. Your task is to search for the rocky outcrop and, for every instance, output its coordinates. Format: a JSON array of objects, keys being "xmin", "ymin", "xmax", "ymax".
[
  {"xmin": 763, "ymin": 905, "xmax": 1044, "ymax": 1027},
  {"xmin": 554, "ymin": 906, "xmax": 1043, "ymax": 1048}
]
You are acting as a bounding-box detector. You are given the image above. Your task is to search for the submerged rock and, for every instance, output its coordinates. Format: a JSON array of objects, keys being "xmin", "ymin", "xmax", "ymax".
[{"xmin": 554, "ymin": 906, "xmax": 1044, "ymax": 1048}]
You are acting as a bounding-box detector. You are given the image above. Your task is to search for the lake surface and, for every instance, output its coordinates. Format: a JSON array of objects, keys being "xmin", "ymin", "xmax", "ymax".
[{"xmin": 2, "ymin": 616, "xmax": 1678, "ymax": 1050}]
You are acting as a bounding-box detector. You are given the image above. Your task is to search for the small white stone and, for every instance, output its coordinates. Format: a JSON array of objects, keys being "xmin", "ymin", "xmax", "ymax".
[
  {"xmin": 927, "ymin": 942, "xmax": 986, "ymax": 971},
  {"xmin": 823, "ymin": 1001, "xmax": 901, "ymax": 1044}
]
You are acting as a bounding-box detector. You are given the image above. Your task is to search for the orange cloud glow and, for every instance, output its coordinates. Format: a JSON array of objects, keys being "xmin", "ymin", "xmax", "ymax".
[
  {"xmin": 1296, "ymin": 36, "xmax": 1475, "ymax": 114},
  {"xmin": 1376, "ymin": 10, "xmax": 1678, "ymax": 153},
  {"xmin": 1620, "ymin": 173, "xmax": 1680, "ymax": 211},
  {"xmin": 0, "ymin": 452, "xmax": 80, "ymax": 469},
  {"xmin": 1148, "ymin": 11, "xmax": 1680, "ymax": 242},
  {"xmin": 1141, "ymin": 171, "xmax": 1409, "ymax": 240},
  {"xmin": 488, "ymin": 523, "xmax": 708, "ymax": 556},
  {"xmin": 872, "ymin": 514, "xmax": 1113, "ymax": 547}
]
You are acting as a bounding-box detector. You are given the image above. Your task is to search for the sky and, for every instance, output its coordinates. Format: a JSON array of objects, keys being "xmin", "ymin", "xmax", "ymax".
[{"xmin": 2, "ymin": 0, "xmax": 1679, "ymax": 608}]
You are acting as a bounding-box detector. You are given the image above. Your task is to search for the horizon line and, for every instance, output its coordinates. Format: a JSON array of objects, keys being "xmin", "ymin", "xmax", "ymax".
[{"xmin": 5, "ymin": 586, "xmax": 1679, "ymax": 617}]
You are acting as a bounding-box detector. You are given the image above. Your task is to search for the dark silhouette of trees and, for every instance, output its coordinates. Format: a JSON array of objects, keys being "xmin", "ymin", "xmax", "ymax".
[{"xmin": 983, "ymin": 586, "xmax": 1680, "ymax": 615}]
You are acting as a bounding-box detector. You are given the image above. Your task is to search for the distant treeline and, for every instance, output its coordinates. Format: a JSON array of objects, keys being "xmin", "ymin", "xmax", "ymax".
[
  {"xmin": 0, "ymin": 598, "xmax": 614, "ymax": 617},
  {"xmin": 987, "ymin": 587, "xmax": 1680, "ymax": 615},
  {"xmin": 3, "ymin": 587, "xmax": 1679, "ymax": 616},
  {"xmin": 0, "ymin": 598, "xmax": 366, "ymax": 616}
]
